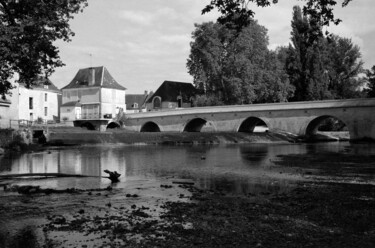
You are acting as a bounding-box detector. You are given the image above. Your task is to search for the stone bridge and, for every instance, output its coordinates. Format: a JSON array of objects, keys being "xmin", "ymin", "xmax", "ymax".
[{"xmin": 123, "ymin": 98, "xmax": 375, "ymax": 141}]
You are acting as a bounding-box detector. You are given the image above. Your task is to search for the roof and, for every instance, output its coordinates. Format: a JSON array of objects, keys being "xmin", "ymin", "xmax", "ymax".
[
  {"xmin": 126, "ymin": 94, "xmax": 149, "ymax": 109},
  {"xmin": 146, "ymin": 81, "xmax": 196, "ymax": 103},
  {"xmin": 19, "ymin": 76, "xmax": 61, "ymax": 93},
  {"xmin": 62, "ymin": 66, "xmax": 126, "ymax": 91}
]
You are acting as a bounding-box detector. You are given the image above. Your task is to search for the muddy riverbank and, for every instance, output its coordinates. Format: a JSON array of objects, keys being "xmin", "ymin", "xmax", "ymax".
[{"xmin": 1, "ymin": 147, "xmax": 374, "ymax": 247}]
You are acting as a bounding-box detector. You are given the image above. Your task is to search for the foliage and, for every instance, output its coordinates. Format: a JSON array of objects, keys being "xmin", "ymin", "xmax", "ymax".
[
  {"xmin": 325, "ymin": 35, "xmax": 366, "ymax": 99},
  {"xmin": 281, "ymin": 6, "xmax": 364, "ymax": 101},
  {"xmin": 187, "ymin": 20, "xmax": 294, "ymax": 105},
  {"xmin": 0, "ymin": 0, "xmax": 88, "ymax": 98},
  {"xmin": 365, "ymin": 66, "xmax": 375, "ymax": 98},
  {"xmin": 194, "ymin": 94, "xmax": 224, "ymax": 107},
  {"xmin": 203, "ymin": 0, "xmax": 353, "ymax": 37}
]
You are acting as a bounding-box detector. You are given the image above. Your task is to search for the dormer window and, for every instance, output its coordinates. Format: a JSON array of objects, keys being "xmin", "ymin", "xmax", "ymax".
[
  {"xmin": 133, "ymin": 103, "xmax": 138, "ymax": 108},
  {"xmin": 44, "ymin": 84, "xmax": 49, "ymax": 89}
]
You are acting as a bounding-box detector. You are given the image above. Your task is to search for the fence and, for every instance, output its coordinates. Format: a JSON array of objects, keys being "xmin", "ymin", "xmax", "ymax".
[{"xmin": 0, "ymin": 119, "xmax": 75, "ymax": 130}]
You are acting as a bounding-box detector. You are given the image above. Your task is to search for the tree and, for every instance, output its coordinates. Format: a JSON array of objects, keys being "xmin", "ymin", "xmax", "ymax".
[
  {"xmin": 326, "ymin": 35, "xmax": 366, "ymax": 99},
  {"xmin": 366, "ymin": 66, "xmax": 375, "ymax": 98},
  {"xmin": 187, "ymin": 20, "xmax": 294, "ymax": 105},
  {"xmin": 284, "ymin": 6, "xmax": 329, "ymax": 101},
  {"xmin": 0, "ymin": 0, "xmax": 88, "ymax": 98},
  {"xmin": 203, "ymin": 0, "xmax": 353, "ymax": 36},
  {"xmin": 282, "ymin": 6, "xmax": 365, "ymax": 101}
]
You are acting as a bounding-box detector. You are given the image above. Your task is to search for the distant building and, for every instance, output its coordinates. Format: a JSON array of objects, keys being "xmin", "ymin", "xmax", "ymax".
[
  {"xmin": 126, "ymin": 91, "xmax": 151, "ymax": 113},
  {"xmin": 145, "ymin": 81, "xmax": 196, "ymax": 111},
  {"xmin": 0, "ymin": 77, "xmax": 61, "ymax": 128},
  {"xmin": 60, "ymin": 66, "xmax": 126, "ymax": 124}
]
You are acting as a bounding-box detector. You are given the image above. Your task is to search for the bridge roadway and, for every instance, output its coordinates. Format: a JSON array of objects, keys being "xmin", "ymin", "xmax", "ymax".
[{"xmin": 122, "ymin": 98, "xmax": 375, "ymax": 141}]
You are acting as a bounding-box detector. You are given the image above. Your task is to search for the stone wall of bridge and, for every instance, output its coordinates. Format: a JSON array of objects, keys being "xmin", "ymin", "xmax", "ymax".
[{"xmin": 123, "ymin": 98, "xmax": 375, "ymax": 140}]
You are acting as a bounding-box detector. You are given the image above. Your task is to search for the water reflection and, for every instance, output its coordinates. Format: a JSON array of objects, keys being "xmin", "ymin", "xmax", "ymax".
[{"xmin": 1, "ymin": 142, "xmax": 375, "ymax": 195}]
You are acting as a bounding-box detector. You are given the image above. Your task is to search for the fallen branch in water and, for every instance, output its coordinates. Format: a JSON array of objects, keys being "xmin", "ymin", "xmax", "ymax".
[
  {"xmin": 103, "ymin": 170, "xmax": 121, "ymax": 183},
  {"xmin": 0, "ymin": 173, "xmax": 99, "ymax": 179}
]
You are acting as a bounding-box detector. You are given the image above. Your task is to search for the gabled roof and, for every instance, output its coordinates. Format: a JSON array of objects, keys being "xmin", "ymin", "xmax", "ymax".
[
  {"xmin": 126, "ymin": 94, "xmax": 149, "ymax": 109},
  {"xmin": 62, "ymin": 66, "xmax": 126, "ymax": 91},
  {"xmin": 146, "ymin": 81, "xmax": 196, "ymax": 103}
]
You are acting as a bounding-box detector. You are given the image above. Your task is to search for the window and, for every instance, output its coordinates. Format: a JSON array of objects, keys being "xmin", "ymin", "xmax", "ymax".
[
  {"xmin": 177, "ymin": 96, "xmax": 182, "ymax": 108},
  {"xmin": 133, "ymin": 103, "xmax": 138, "ymax": 108},
  {"xmin": 45, "ymin": 93, "xmax": 47, "ymax": 102},
  {"xmin": 44, "ymin": 107, "xmax": 48, "ymax": 116},
  {"xmin": 44, "ymin": 84, "xmax": 49, "ymax": 89},
  {"xmin": 153, "ymin": 97, "xmax": 161, "ymax": 109},
  {"xmin": 29, "ymin": 97, "xmax": 33, "ymax": 109}
]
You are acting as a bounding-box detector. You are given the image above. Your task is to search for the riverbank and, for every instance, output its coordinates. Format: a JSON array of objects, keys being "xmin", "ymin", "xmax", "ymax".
[{"xmin": 0, "ymin": 147, "xmax": 374, "ymax": 247}]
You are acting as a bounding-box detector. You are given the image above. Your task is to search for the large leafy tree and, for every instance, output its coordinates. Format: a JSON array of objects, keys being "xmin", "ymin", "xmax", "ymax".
[
  {"xmin": 283, "ymin": 6, "xmax": 365, "ymax": 101},
  {"xmin": 284, "ymin": 6, "xmax": 329, "ymax": 101},
  {"xmin": 187, "ymin": 20, "xmax": 294, "ymax": 105},
  {"xmin": 0, "ymin": 0, "xmax": 88, "ymax": 98},
  {"xmin": 326, "ymin": 35, "xmax": 365, "ymax": 99}
]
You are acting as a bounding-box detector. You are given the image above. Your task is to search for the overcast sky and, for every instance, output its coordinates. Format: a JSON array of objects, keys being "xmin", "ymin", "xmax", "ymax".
[{"xmin": 50, "ymin": 0, "xmax": 375, "ymax": 94}]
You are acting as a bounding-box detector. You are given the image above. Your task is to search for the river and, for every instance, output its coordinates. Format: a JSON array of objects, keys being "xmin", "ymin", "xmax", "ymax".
[{"xmin": 1, "ymin": 142, "xmax": 375, "ymax": 194}]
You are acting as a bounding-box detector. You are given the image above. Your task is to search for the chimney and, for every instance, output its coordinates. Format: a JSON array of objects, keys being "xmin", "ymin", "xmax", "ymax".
[
  {"xmin": 144, "ymin": 90, "xmax": 148, "ymax": 95},
  {"xmin": 88, "ymin": 68, "xmax": 95, "ymax": 85}
]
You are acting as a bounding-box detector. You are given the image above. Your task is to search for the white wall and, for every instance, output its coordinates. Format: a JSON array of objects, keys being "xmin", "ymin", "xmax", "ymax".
[{"xmin": 17, "ymin": 85, "xmax": 60, "ymax": 122}]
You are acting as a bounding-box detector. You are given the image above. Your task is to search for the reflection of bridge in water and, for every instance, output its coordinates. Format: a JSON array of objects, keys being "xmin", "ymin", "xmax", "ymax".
[{"xmin": 123, "ymin": 98, "xmax": 375, "ymax": 141}]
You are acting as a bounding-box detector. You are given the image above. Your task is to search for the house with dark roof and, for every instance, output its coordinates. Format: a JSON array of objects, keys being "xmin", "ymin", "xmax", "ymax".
[
  {"xmin": 126, "ymin": 91, "xmax": 151, "ymax": 113},
  {"xmin": 146, "ymin": 81, "xmax": 196, "ymax": 111},
  {"xmin": 60, "ymin": 66, "xmax": 126, "ymax": 123}
]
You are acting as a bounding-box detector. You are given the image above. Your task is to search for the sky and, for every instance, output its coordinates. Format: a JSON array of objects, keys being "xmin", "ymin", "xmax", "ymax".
[{"xmin": 49, "ymin": 0, "xmax": 375, "ymax": 94}]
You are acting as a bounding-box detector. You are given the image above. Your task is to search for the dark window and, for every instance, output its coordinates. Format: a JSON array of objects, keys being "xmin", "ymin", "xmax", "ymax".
[
  {"xmin": 45, "ymin": 93, "xmax": 47, "ymax": 102},
  {"xmin": 44, "ymin": 107, "xmax": 48, "ymax": 116},
  {"xmin": 153, "ymin": 97, "xmax": 161, "ymax": 109},
  {"xmin": 29, "ymin": 97, "xmax": 33, "ymax": 109}
]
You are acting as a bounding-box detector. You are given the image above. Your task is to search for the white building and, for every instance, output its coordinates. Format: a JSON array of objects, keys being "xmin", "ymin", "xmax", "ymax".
[
  {"xmin": 60, "ymin": 66, "xmax": 126, "ymax": 123},
  {"xmin": 0, "ymin": 77, "xmax": 61, "ymax": 129}
]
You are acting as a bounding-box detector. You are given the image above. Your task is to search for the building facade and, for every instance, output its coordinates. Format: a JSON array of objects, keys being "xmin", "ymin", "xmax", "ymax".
[
  {"xmin": 60, "ymin": 66, "xmax": 126, "ymax": 126},
  {"xmin": 0, "ymin": 77, "xmax": 61, "ymax": 129}
]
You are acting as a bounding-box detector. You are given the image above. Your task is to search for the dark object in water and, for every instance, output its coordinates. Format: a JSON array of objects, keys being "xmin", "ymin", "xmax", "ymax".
[{"xmin": 104, "ymin": 170, "xmax": 121, "ymax": 183}]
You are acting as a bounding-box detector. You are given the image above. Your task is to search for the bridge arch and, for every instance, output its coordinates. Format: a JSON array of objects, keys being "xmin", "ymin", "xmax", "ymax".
[
  {"xmin": 81, "ymin": 122, "xmax": 95, "ymax": 130},
  {"xmin": 183, "ymin": 118, "xmax": 207, "ymax": 132},
  {"xmin": 237, "ymin": 117, "xmax": 269, "ymax": 133},
  {"xmin": 305, "ymin": 115, "xmax": 349, "ymax": 138},
  {"xmin": 107, "ymin": 122, "xmax": 121, "ymax": 129},
  {"xmin": 140, "ymin": 121, "xmax": 161, "ymax": 132}
]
